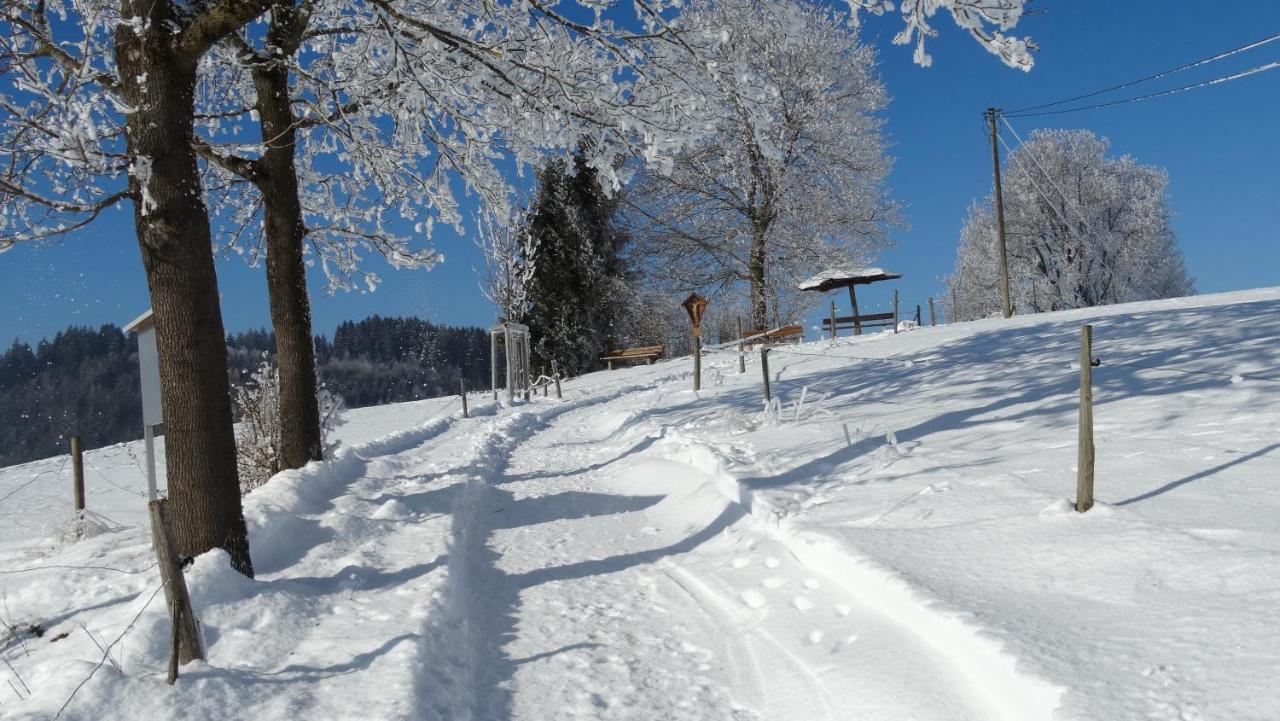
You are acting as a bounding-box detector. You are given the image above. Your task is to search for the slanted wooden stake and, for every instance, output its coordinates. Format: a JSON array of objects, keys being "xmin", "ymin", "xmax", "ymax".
[
  {"xmin": 149, "ymin": 499, "xmax": 203, "ymax": 682},
  {"xmin": 760, "ymin": 348, "xmax": 771, "ymax": 402},
  {"xmin": 70, "ymin": 435, "xmax": 85, "ymax": 512},
  {"xmin": 1076, "ymin": 324, "xmax": 1095, "ymax": 513},
  {"xmin": 460, "ymin": 379, "xmax": 468, "ymax": 418},
  {"xmin": 736, "ymin": 317, "xmax": 746, "ymax": 374}
]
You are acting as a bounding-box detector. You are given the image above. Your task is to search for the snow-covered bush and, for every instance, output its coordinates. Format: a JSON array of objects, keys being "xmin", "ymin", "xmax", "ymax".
[{"xmin": 234, "ymin": 357, "xmax": 345, "ymax": 494}]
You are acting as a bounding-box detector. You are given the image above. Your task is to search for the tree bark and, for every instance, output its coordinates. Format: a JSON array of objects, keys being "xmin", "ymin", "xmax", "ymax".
[
  {"xmin": 116, "ymin": 0, "xmax": 253, "ymax": 576},
  {"xmin": 252, "ymin": 26, "xmax": 323, "ymax": 470},
  {"xmin": 748, "ymin": 230, "xmax": 768, "ymax": 329}
]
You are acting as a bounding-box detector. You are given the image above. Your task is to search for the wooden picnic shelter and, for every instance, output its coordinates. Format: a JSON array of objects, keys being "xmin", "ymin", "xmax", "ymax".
[{"xmin": 799, "ymin": 267, "xmax": 901, "ymax": 336}]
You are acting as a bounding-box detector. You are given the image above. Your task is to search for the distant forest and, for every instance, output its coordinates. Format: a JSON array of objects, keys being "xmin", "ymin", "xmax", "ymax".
[{"xmin": 0, "ymin": 316, "xmax": 490, "ymax": 467}]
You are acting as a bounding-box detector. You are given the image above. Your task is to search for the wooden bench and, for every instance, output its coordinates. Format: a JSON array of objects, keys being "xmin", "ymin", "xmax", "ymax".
[
  {"xmin": 742, "ymin": 324, "xmax": 804, "ymax": 347},
  {"xmin": 821, "ymin": 312, "xmax": 895, "ymax": 335},
  {"xmin": 601, "ymin": 345, "xmax": 664, "ymax": 370}
]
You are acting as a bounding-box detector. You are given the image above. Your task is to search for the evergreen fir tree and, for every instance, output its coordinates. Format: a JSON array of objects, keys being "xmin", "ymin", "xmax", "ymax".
[{"xmin": 523, "ymin": 154, "xmax": 631, "ymax": 376}]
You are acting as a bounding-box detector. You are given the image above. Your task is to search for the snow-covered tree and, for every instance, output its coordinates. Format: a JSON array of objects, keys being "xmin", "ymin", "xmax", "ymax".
[
  {"xmin": 476, "ymin": 209, "xmax": 538, "ymax": 325},
  {"xmin": 945, "ymin": 129, "xmax": 1194, "ymax": 320},
  {"xmin": 522, "ymin": 155, "xmax": 633, "ymax": 375},
  {"xmin": 625, "ymin": 0, "xmax": 899, "ymax": 329}
]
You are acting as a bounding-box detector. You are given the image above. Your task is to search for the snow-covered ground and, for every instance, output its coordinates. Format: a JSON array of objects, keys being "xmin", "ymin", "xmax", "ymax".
[{"xmin": 2, "ymin": 287, "xmax": 1279, "ymax": 720}]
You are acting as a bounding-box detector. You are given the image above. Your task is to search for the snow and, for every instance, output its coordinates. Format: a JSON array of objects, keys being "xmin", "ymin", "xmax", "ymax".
[
  {"xmin": 3, "ymin": 287, "xmax": 1280, "ymax": 720},
  {"xmin": 796, "ymin": 266, "xmax": 898, "ymax": 290}
]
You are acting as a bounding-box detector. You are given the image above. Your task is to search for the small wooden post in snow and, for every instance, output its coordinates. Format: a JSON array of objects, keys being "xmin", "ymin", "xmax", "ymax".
[
  {"xmin": 893, "ymin": 289, "xmax": 900, "ymax": 334},
  {"xmin": 929, "ymin": 298, "xmax": 937, "ymax": 327},
  {"xmin": 736, "ymin": 317, "xmax": 746, "ymax": 374},
  {"xmin": 460, "ymin": 379, "xmax": 468, "ymax": 418},
  {"xmin": 552, "ymin": 360, "xmax": 563, "ymax": 400},
  {"xmin": 70, "ymin": 435, "xmax": 85, "ymax": 512},
  {"xmin": 1076, "ymin": 324, "xmax": 1096, "ymax": 513},
  {"xmin": 829, "ymin": 301, "xmax": 838, "ymax": 340},
  {"xmin": 760, "ymin": 348, "xmax": 771, "ymax": 402}
]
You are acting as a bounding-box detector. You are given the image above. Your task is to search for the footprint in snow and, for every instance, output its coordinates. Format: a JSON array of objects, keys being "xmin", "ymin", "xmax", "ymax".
[
  {"xmin": 831, "ymin": 634, "xmax": 858, "ymax": 653},
  {"xmin": 740, "ymin": 590, "xmax": 767, "ymax": 609},
  {"xmin": 792, "ymin": 595, "xmax": 815, "ymax": 612}
]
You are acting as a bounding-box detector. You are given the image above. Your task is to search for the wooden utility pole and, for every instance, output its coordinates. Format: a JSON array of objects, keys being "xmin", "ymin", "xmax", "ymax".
[
  {"xmin": 986, "ymin": 107, "xmax": 1013, "ymax": 319},
  {"xmin": 736, "ymin": 317, "xmax": 746, "ymax": 374},
  {"xmin": 1076, "ymin": 325, "xmax": 1096, "ymax": 513},
  {"xmin": 70, "ymin": 436, "xmax": 85, "ymax": 512},
  {"xmin": 760, "ymin": 348, "xmax": 771, "ymax": 402},
  {"xmin": 460, "ymin": 379, "xmax": 468, "ymax": 418}
]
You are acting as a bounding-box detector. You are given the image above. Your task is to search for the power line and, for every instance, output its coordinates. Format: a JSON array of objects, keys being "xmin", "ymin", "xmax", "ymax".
[
  {"xmin": 1006, "ymin": 31, "xmax": 1280, "ymax": 114},
  {"xmin": 1006, "ymin": 59, "xmax": 1280, "ymax": 118}
]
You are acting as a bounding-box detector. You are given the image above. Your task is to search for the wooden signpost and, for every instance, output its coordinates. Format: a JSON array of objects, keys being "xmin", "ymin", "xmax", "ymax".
[{"xmin": 682, "ymin": 293, "xmax": 709, "ymax": 392}]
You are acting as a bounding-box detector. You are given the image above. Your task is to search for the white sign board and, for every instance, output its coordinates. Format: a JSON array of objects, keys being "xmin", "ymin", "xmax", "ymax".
[
  {"xmin": 125, "ymin": 309, "xmax": 163, "ymax": 426},
  {"xmin": 136, "ymin": 326, "xmax": 162, "ymax": 426},
  {"xmin": 124, "ymin": 309, "xmax": 162, "ymax": 501}
]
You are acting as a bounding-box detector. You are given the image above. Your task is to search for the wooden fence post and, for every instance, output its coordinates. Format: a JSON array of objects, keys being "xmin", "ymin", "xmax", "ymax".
[
  {"xmin": 829, "ymin": 301, "xmax": 838, "ymax": 340},
  {"xmin": 552, "ymin": 360, "xmax": 563, "ymax": 400},
  {"xmin": 736, "ymin": 317, "xmax": 746, "ymax": 374},
  {"xmin": 70, "ymin": 435, "xmax": 84, "ymax": 512},
  {"xmin": 460, "ymin": 379, "xmax": 468, "ymax": 418},
  {"xmin": 1076, "ymin": 324, "xmax": 1095, "ymax": 513},
  {"xmin": 149, "ymin": 499, "xmax": 203, "ymax": 682},
  {"xmin": 893, "ymin": 289, "xmax": 900, "ymax": 334},
  {"xmin": 692, "ymin": 331, "xmax": 702, "ymax": 392},
  {"xmin": 929, "ymin": 298, "xmax": 937, "ymax": 327},
  {"xmin": 760, "ymin": 348, "xmax": 771, "ymax": 402}
]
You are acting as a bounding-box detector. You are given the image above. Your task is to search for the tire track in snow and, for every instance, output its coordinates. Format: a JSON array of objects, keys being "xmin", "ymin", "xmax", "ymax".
[
  {"xmin": 659, "ymin": 435, "xmax": 1066, "ymax": 721},
  {"xmin": 410, "ymin": 376, "xmax": 692, "ymax": 721}
]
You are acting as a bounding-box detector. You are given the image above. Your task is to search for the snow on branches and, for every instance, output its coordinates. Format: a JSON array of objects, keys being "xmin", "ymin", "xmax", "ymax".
[
  {"xmin": 627, "ymin": 0, "xmax": 898, "ymax": 328},
  {"xmin": 946, "ymin": 129, "xmax": 1194, "ymax": 320},
  {"xmin": 475, "ymin": 208, "xmax": 537, "ymax": 324},
  {"xmin": 846, "ymin": 0, "xmax": 1035, "ymax": 69}
]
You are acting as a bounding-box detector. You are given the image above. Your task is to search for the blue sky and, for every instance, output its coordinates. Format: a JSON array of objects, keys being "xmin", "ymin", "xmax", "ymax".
[{"xmin": 2, "ymin": 1, "xmax": 1278, "ymax": 344}]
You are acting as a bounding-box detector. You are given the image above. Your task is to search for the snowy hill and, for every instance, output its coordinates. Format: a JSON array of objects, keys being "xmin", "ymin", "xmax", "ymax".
[{"xmin": 2, "ymin": 288, "xmax": 1279, "ymax": 720}]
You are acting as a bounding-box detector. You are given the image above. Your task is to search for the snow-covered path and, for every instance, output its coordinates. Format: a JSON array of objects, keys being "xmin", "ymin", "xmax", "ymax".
[
  {"xmin": 95, "ymin": 376, "xmax": 1055, "ymax": 721},
  {"xmin": 6, "ymin": 287, "xmax": 1280, "ymax": 719},
  {"xmin": 458, "ymin": 394, "xmax": 1057, "ymax": 721}
]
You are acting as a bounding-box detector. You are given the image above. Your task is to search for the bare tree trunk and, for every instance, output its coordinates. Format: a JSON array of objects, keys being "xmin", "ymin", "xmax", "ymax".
[
  {"xmin": 116, "ymin": 2, "xmax": 253, "ymax": 576},
  {"xmin": 253, "ymin": 28, "xmax": 323, "ymax": 470},
  {"xmin": 748, "ymin": 231, "xmax": 768, "ymax": 329}
]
